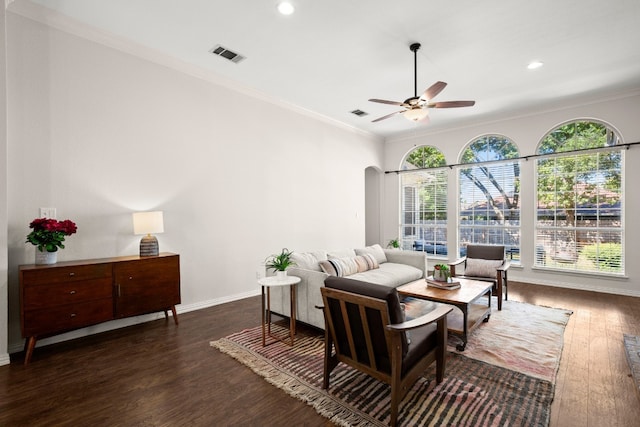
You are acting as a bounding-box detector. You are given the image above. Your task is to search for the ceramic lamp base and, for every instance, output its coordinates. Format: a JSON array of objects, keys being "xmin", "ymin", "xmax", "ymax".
[{"xmin": 139, "ymin": 234, "xmax": 159, "ymax": 257}]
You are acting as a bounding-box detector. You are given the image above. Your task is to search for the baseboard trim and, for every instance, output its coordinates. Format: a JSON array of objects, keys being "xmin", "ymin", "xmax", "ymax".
[
  {"xmin": 0, "ymin": 352, "xmax": 10, "ymax": 366},
  {"xmin": 7, "ymin": 289, "xmax": 261, "ymax": 355}
]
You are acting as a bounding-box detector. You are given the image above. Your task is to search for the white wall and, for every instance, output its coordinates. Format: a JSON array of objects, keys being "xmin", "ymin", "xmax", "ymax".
[
  {"xmin": 0, "ymin": 4, "xmax": 10, "ymax": 365},
  {"xmin": 4, "ymin": 13, "xmax": 383, "ymax": 352},
  {"xmin": 383, "ymin": 93, "xmax": 640, "ymax": 296}
]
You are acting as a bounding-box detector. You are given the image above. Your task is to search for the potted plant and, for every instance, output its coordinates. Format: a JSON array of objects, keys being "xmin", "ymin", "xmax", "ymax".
[
  {"xmin": 26, "ymin": 218, "xmax": 77, "ymax": 265},
  {"xmin": 265, "ymin": 248, "xmax": 296, "ymax": 279},
  {"xmin": 433, "ymin": 263, "xmax": 450, "ymax": 282},
  {"xmin": 387, "ymin": 238, "xmax": 400, "ymax": 249}
]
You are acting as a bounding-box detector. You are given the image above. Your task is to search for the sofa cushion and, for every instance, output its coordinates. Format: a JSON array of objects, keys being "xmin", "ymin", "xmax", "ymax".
[
  {"xmin": 464, "ymin": 258, "xmax": 503, "ymax": 278},
  {"xmin": 328, "ymin": 248, "xmax": 357, "ymax": 258},
  {"xmin": 349, "ymin": 262, "xmax": 423, "ymax": 287},
  {"xmin": 355, "ymin": 244, "xmax": 388, "ymax": 264},
  {"xmin": 290, "ymin": 250, "xmax": 327, "ymax": 271}
]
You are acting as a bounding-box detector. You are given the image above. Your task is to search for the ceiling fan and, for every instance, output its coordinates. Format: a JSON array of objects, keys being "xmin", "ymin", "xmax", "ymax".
[{"xmin": 369, "ymin": 43, "xmax": 475, "ymax": 123}]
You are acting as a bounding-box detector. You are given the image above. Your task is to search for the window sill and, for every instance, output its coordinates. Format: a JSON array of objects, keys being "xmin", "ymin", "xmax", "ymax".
[{"xmin": 531, "ymin": 265, "xmax": 628, "ymax": 280}]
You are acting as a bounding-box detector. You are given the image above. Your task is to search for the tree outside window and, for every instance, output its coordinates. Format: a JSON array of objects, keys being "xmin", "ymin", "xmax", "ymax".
[
  {"xmin": 535, "ymin": 120, "xmax": 623, "ymax": 273},
  {"xmin": 459, "ymin": 135, "xmax": 521, "ymax": 261}
]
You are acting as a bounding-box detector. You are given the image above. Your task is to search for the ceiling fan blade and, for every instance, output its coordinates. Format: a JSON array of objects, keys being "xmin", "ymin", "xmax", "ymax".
[
  {"xmin": 429, "ymin": 100, "xmax": 476, "ymax": 108},
  {"xmin": 420, "ymin": 81, "xmax": 447, "ymax": 100},
  {"xmin": 371, "ymin": 110, "xmax": 405, "ymax": 122},
  {"xmin": 368, "ymin": 98, "xmax": 406, "ymax": 106}
]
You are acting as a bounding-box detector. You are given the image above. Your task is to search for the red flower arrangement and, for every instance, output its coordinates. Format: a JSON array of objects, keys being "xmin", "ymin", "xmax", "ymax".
[{"xmin": 26, "ymin": 218, "xmax": 77, "ymax": 253}]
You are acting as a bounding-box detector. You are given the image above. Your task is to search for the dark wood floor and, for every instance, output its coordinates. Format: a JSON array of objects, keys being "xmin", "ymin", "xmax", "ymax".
[{"xmin": 1, "ymin": 281, "xmax": 639, "ymax": 426}]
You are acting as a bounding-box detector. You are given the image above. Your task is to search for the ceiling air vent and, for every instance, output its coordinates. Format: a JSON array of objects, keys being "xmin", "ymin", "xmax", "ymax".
[
  {"xmin": 209, "ymin": 44, "xmax": 246, "ymax": 64},
  {"xmin": 350, "ymin": 109, "xmax": 369, "ymax": 117}
]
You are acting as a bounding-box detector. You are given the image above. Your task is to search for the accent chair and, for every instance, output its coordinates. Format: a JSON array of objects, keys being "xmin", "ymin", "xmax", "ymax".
[
  {"xmin": 449, "ymin": 244, "xmax": 511, "ymax": 310},
  {"xmin": 320, "ymin": 276, "xmax": 452, "ymax": 427}
]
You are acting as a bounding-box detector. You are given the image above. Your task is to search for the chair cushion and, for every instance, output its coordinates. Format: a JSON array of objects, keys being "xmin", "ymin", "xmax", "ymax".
[
  {"xmin": 402, "ymin": 322, "xmax": 438, "ymax": 375},
  {"xmin": 324, "ymin": 276, "xmax": 408, "ymax": 358},
  {"xmin": 464, "ymin": 258, "xmax": 503, "ymax": 278}
]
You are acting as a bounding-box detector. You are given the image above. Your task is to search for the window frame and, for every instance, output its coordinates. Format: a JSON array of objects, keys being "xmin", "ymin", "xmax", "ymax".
[
  {"xmin": 458, "ymin": 135, "xmax": 521, "ymax": 262},
  {"xmin": 399, "ymin": 146, "xmax": 448, "ymax": 257},
  {"xmin": 534, "ymin": 119, "xmax": 624, "ymax": 275}
]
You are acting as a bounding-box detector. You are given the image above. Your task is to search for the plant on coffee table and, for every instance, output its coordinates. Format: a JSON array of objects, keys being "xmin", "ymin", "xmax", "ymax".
[{"xmin": 433, "ymin": 263, "xmax": 450, "ymax": 282}]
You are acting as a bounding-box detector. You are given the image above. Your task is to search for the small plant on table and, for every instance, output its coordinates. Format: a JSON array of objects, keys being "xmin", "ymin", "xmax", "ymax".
[{"xmin": 433, "ymin": 263, "xmax": 450, "ymax": 282}]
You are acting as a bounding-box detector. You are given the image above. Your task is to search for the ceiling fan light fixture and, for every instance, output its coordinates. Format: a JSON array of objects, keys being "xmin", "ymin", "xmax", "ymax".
[
  {"xmin": 404, "ymin": 108, "xmax": 429, "ymax": 122},
  {"xmin": 277, "ymin": 1, "xmax": 295, "ymax": 15},
  {"xmin": 527, "ymin": 61, "xmax": 544, "ymax": 70}
]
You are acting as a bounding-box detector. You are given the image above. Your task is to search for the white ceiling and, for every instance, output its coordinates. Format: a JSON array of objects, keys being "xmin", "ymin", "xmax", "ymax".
[{"xmin": 12, "ymin": 0, "xmax": 640, "ymax": 139}]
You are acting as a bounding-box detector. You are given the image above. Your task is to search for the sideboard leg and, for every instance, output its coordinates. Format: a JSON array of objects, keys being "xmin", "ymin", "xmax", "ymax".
[
  {"xmin": 171, "ymin": 305, "xmax": 179, "ymax": 325},
  {"xmin": 24, "ymin": 336, "xmax": 37, "ymax": 366}
]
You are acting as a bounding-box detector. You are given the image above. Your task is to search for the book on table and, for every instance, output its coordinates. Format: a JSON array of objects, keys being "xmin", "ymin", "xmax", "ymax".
[{"xmin": 425, "ymin": 276, "xmax": 461, "ymax": 290}]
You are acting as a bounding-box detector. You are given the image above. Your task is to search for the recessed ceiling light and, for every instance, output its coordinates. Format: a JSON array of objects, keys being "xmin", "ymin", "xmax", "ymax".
[
  {"xmin": 527, "ymin": 61, "xmax": 544, "ymax": 70},
  {"xmin": 277, "ymin": 2, "xmax": 295, "ymax": 15}
]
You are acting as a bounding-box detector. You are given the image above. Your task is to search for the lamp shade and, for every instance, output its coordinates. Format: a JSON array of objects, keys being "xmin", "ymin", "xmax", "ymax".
[{"xmin": 133, "ymin": 211, "xmax": 164, "ymax": 235}]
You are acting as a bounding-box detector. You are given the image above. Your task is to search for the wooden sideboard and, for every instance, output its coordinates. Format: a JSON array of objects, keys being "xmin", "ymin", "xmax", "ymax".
[{"xmin": 19, "ymin": 252, "xmax": 180, "ymax": 365}]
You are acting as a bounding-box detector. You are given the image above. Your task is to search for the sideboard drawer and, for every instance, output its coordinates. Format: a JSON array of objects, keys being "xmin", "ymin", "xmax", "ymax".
[
  {"xmin": 23, "ymin": 298, "xmax": 114, "ymax": 337},
  {"xmin": 19, "ymin": 253, "xmax": 180, "ymax": 365},
  {"xmin": 21, "ymin": 264, "xmax": 112, "ymax": 285},
  {"xmin": 22, "ymin": 278, "xmax": 113, "ymax": 310}
]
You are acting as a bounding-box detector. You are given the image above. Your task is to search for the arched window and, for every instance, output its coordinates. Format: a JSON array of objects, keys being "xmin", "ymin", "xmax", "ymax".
[
  {"xmin": 400, "ymin": 146, "xmax": 448, "ymax": 256},
  {"xmin": 459, "ymin": 135, "xmax": 520, "ymax": 261},
  {"xmin": 535, "ymin": 120, "xmax": 623, "ymax": 274}
]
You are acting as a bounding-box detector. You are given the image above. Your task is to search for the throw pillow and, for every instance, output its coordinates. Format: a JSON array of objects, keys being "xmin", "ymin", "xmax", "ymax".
[
  {"xmin": 464, "ymin": 258, "xmax": 503, "ymax": 278},
  {"xmin": 354, "ymin": 244, "xmax": 388, "ymax": 264},
  {"xmin": 362, "ymin": 253, "xmax": 379, "ymax": 270},
  {"xmin": 319, "ymin": 260, "xmax": 338, "ymax": 276},
  {"xmin": 320, "ymin": 257, "xmax": 358, "ymax": 277},
  {"xmin": 353, "ymin": 255, "xmax": 369, "ymax": 273},
  {"xmin": 320, "ymin": 255, "xmax": 379, "ymax": 277}
]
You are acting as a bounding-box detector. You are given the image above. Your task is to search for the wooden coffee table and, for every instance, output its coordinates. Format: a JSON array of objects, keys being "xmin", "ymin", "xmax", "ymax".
[{"xmin": 397, "ymin": 278, "xmax": 493, "ymax": 351}]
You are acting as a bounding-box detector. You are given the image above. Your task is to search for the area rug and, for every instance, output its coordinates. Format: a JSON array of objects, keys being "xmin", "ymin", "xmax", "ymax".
[
  {"xmin": 404, "ymin": 299, "xmax": 573, "ymax": 382},
  {"xmin": 211, "ymin": 324, "xmax": 556, "ymax": 426}
]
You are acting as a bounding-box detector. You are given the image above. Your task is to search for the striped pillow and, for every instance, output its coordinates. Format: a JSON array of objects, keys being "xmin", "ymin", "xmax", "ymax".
[{"xmin": 320, "ymin": 254, "xmax": 379, "ymax": 277}]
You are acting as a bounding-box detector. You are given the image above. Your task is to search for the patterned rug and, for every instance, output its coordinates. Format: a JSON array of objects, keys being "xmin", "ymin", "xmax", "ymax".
[
  {"xmin": 211, "ymin": 321, "xmax": 560, "ymax": 426},
  {"xmin": 403, "ymin": 299, "xmax": 573, "ymax": 382}
]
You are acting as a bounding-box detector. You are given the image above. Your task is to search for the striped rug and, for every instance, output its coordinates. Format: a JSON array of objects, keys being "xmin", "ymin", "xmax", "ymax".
[{"xmin": 211, "ymin": 325, "xmax": 555, "ymax": 426}]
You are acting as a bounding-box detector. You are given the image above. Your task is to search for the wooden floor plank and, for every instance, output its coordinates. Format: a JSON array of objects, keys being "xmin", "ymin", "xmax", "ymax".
[{"xmin": 0, "ymin": 281, "xmax": 639, "ymax": 426}]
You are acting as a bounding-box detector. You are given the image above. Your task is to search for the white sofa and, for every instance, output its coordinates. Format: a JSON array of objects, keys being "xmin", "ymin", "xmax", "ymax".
[{"xmin": 268, "ymin": 244, "xmax": 427, "ymax": 329}]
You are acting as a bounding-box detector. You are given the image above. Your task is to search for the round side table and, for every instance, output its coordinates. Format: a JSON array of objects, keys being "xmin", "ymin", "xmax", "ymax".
[{"xmin": 258, "ymin": 275, "xmax": 301, "ymax": 346}]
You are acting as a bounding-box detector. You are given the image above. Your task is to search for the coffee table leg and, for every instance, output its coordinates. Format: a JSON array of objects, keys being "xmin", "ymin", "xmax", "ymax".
[
  {"xmin": 483, "ymin": 288, "xmax": 492, "ymax": 323},
  {"xmin": 458, "ymin": 304, "xmax": 469, "ymax": 351}
]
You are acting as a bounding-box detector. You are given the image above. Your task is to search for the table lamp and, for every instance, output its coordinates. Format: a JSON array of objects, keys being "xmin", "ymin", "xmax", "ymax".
[{"xmin": 133, "ymin": 211, "xmax": 164, "ymax": 256}]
